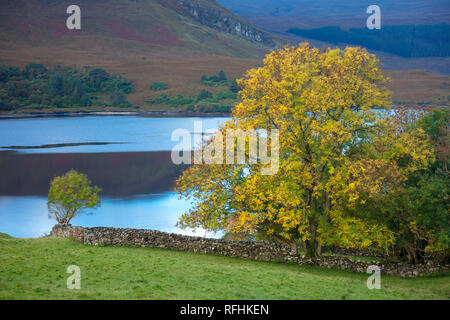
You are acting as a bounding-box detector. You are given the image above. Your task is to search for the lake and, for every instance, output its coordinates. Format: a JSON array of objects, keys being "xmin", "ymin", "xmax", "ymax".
[{"xmin": 0, "ymin": 115, "xmax": 230, "ymax": 238}]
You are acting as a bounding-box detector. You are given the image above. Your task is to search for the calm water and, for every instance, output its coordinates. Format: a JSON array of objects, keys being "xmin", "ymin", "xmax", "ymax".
[
  {"xmin": 0, "ymin": 116, "xmax": 230, "ymax": 238},
  {"xmin": 0, "ymin": 116, "xmax": 228, "ymax": 153},
  {"xmin": 0, "ymin": 193, "xmax": 217, "ymax": 238}
]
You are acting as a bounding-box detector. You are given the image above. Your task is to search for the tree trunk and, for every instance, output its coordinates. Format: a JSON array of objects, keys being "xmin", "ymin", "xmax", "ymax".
[
  {"xmin": 305, "ymin": 239, "xmax": 317, "ymax": 258},
  {"xmin": 316, "ymin": 244, "xmax": 322, "ymax": 256},
  {"xmin": 305, "ymin": 219, "xmax": 318, "ymax": 258}
]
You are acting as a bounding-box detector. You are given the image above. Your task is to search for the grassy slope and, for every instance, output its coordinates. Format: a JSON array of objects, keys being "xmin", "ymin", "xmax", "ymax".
[
  {"xmin": 0, "ymin": 234, "xmax": 448, "ymax": 300},
  {"xmin": 385, "ymin": 70, "xmax": 450, "ymax": 105}
]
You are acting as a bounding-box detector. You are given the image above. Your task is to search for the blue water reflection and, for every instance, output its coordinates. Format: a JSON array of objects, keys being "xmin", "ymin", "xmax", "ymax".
[
  {"xmin": 0, "ymin": 116, "xmax": 230, "ymax": 153},
  {"xmin": 0, "ymin": 116, "xmax": 230, "ymax": 238},
  {"xmin": 0, "ymin": 193, "xmax": 219, "ymax": 238}
]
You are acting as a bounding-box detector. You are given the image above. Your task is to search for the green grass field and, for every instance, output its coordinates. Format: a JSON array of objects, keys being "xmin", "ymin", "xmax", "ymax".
[{"xmin": 0, "ymin": 233, "xmax": 448, "ymax": 300}]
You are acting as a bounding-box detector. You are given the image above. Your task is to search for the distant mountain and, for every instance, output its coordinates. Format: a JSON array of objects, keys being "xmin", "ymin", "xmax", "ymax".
[
  {"xmin": 218, "ymin": 0, "xmax": 450, "ymax": 74},
  {"xmin": 288, "ymin": 24, "xmax": 450, "ymax": 58},
  {"xmin": 218, "ymin": 0, "xmax": 450, "ymax": 28}
]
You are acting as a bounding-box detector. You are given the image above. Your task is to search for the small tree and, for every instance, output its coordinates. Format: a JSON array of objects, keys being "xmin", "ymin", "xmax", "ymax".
[
  {"xmin": 197, "ymin": 89, "xmax": 213, "ymax": 101},
  {"xmin": 217, "ymin": 70, "xmax": 227, "ymax": 81},
  {"xmin": 229, "ymin": 79, "xmax": 241, "ymax": 93},
  {"xmin": 109, "ymin": 88, "xmax": 130, "ymax": 107},
  {"xmin": 149, "ymin": 82, "xmax": 168, "ymax": 91},
  {"xmin": 47, "ymin": 169, "xmax": 101, "ymax": 225}
]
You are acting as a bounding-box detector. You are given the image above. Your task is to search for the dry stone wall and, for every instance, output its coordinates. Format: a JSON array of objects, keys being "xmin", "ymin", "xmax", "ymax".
[
  {"xmin": 51, "ymin": 224, "xmax": 449, "ymax": 277},
  {"xmin": 51, "ymin": 224, "xmax": 297, "ymax": 263}
]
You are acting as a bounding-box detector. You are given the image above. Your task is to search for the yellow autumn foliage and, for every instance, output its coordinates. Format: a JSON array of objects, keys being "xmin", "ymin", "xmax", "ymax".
[{"xmin": 176, "ymin": 44, "xmax": 433, "ymax": 257}]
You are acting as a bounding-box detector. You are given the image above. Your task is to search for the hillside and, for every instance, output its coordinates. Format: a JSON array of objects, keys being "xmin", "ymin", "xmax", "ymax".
[
  {"xmin": 1, "ymin": 234, "xmax": 449, "ymax": 299},
  {"xmin": 0, "ymin": 0, "xmax": 281, "ymax": 56},
  {"xmin": 287, "ymin": 24, "xmax": 450, "ymax": 58},
  {"xmin": 0, "ymin": 0, "xmax": 448, "ymax": 110},
  {"xmin": 0, "ymin": 0, "xmax": 282, "ymax": 109},
  {"xmin": 218, "ymin": 0, "xmax": 450, "ymax": 75},
  {"xmin": 218, "ymin": 0, "xmax": 450, "ymax": 29}
]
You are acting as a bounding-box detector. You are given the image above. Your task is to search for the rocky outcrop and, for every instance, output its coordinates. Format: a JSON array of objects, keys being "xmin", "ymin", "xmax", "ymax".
[
  {"xmin": 51, "ymin": 224, "xmax": 449, "ymax": 277},
  {"xmin": 158, "ymin": 0, "xmax": 276, "ymax": 47}
]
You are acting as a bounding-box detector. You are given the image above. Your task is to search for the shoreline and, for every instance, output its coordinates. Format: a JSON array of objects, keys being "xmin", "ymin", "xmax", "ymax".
[
  {"xmin": 0, "ymin": 110, "xmax": 232, "ymax": 119},
  {"xmin": 0, "ymin": 105, "xmax": 446, "ymax": 120}
]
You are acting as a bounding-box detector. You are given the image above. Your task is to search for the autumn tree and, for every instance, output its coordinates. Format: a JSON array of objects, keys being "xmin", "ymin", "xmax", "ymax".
[
  {"xmin": 357, "ymin": 108, "xmax": 448, "ymax": 263},
  {"xmin": 47, "ymin": 169, "xmax": 101, "ymax": 225},
  {"xmin": 175, "ymin": 44, "xmax": 432, "ymax": 257},
  {"xmin": 414, "ymin": 108, "xmax": 449, "ymax": 262}
]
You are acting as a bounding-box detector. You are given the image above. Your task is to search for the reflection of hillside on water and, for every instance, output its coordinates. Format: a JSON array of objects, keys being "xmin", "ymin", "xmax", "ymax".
[{"xmin": 0, "ymin": 151, "xmax": 186, "ymax": 197}]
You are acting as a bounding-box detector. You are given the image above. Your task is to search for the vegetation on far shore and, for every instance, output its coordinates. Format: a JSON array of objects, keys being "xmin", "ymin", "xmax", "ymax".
[
  {"xmin": 0, "ymin": 234, "xmax": 448, "ymax": 300},
  {"xmin": 0, "ymin": 63, "xmax": 134, "ymax": 111},
  {"xmin": 149, "ymin": 82, "xmax": 169, "ymax": 91},
  {"xmin": 146, "ymin": 70, "xmax": 241, "ymax": 113},
  {"xmin": 0, "ymin": 64, "xmax": 244, "ymax": 113},
  {"xmin": 0, "ymin": 63, "xmax": 448, "ymax": 114}
]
